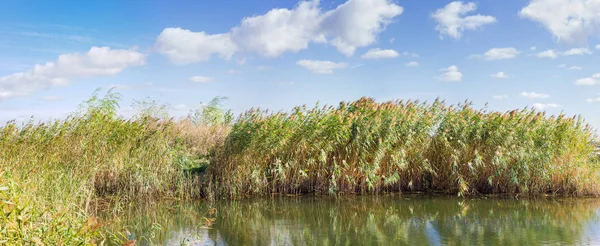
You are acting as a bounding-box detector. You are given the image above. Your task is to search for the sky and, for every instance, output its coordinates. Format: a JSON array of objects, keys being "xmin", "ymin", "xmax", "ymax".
[{"xmin": 1, "ymin": 0, "xmax": 599, "ymax": 130}]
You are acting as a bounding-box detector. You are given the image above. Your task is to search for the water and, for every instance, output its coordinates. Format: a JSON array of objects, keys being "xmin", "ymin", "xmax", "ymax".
[{"xmin": 104, "ymin": 195, "xmax": 600, "ymax": 245}]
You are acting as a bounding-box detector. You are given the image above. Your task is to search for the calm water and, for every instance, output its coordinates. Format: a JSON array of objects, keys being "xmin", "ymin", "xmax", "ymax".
[{"xmin": 104, "ymin": 195, "xmax": 600, "ymax": 245}]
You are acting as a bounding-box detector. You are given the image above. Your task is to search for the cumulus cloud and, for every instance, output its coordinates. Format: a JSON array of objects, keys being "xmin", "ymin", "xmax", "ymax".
[
  {"xmin": 188, "ymin": 76, "xmax": 214, "ymax": 83},
  {"xmin": 154, "ymin": 28, "xmax": 236, "ymax": 64},
  {"xmin": 521, "ymin": 91, "xmax": 550, "ymax": 99},
  {"xmin": 491, "ymin": 72, "xmax": 509, "ymax": 79},
  {"xmin": 296, "ymin": 60, "xmax": 348, "ymax": 74},
  {"xmin": 431, "ymin": 1, "xmax": 496, "ymax": 39},
  {"xmin": 321, "ymin": 0, "xmax": 404, "ymax": 56},
  {"xmin": 437, "ymin": 65, "xmax": 462, "ymax": 82},
  {"xmin": 360, "ymin": 48, "xmax": 399, "ymax": 59},
  {"xmin": 532, "ymin": 103, "xmax": 559, "ymax": 110},
  {"xmin": 520, "ymin": 0, "xmax": 600, "ymax": 43},
  {"xmin": 575, "ymin": 73, "xmax": 600, "ymax": 86},
  {"xmin": 493, "ymin": 95, "xmax": 508, "ymax": 99},
  {"xmin": 0, "ymin": 46, "xmax": 146, "ymax": 100},
  {"xmin": 230, "ymin": 0, "xmax": 324, "ymax": 58},
  {"xmin": 569, "ymin": 66, "xmax": 583, "ymax": 70},
  {"xmin": 535, "ymin": 49, "xmax": 558, "ymax": 59},
  {"xmin": 530, "ymin": 46, "xmax": 537, "ymax": 51},
  {"xmin": 155, "ymin": 0, "xmax": 404, "ymax": 63},
  {"xmin": 597, "ymin": 44, "xmax": 600, "ymax": 49},
  {"xmin": 563, "ymin": 48, "xmax": 593, "ymax": 55},
  {"xmin": 405, "ymin": 61, "xmax": 419, "ymax": 67},
  {"xmin": 472, "ymin": 48, "xmax": 520, "ymax": 60}
]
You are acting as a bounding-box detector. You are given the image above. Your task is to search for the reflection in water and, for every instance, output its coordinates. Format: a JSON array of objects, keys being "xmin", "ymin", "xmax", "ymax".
[{"xmin": 102, "ymin": 195, "xmax": 600, "ymax": 245}]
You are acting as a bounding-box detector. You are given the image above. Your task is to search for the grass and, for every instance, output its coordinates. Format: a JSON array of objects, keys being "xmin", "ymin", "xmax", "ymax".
[
  {"xmin": 207, "ymin": 97, "xmax": 600, "ymax": 197},
  {"xmin": 0, "ymin": 89, "xmax": 229, "ymax": 244},
  {"xmin": 1, "ymin": 92, "xmax": 599, "ymax": 244}
]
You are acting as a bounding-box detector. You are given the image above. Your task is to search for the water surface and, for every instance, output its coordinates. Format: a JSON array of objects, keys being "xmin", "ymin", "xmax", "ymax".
[{"xmin": 104, "ymin": 195, "xmax": 600, "ymax": 245}]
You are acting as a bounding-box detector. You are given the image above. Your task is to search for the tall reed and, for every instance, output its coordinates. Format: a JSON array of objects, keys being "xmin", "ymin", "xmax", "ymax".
[
  {"xmin": 208, "ymin": 97, "xmax": 600, "ymax": 197},
  {"xmin": 0, "ymin": 90, "xmax": 229, "ymax": 244}
]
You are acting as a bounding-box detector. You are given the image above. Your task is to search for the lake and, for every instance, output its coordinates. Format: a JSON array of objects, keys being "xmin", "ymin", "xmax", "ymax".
[{"xmin": 103, "ymin": 195, "xmax": 600, "ymax": 245}]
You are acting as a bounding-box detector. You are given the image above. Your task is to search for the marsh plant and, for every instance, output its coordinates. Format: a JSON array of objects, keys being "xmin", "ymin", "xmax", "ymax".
[
  {"xmin": 1, "ymin": 92, "xmax": 599, "ymax": 244},
  {"xmin": 208, "ymin": 97, "xmax": 600, "ymax": 197},
  {"xmin": 0, "ymin": 89, "xmax": 230, "ymax": 244}
]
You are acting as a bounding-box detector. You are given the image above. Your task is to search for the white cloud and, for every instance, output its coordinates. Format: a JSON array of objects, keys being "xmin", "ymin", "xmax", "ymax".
[
  {"xmin": 575, "ymin": 73, "xmax": 600, "ymax": 86},
  {"xmin": 558, "ymin": 64, "xmax": 583, "ymax": 70},
  {"xmin": 563, "ymin": 48, "xmax": 592, "ymax": 56},
  {"xmin": 532, "ymin": 103, "xmax": 559, "ymax": 110},
  {"xmin": 406, "ymin": 61, "xmax": 419, "ymax": 67},
  {"xmin": 188, "ymin": 76, "xmax": 214, "ymax": 83},
  {"xmin": 576, "ymin": 78, "xmax": 597, "ymax": 85},
  {"xmin": 277, "ymin": 81, "xmax": 295, "ymax": 85},
  {"xmin": 597, "ymin": 44, "xmax": 600, "ymax": 49},
  {"xmin": 230, "ymin": 0, "xmax": 324, "ymax": 58},
  {"xmin": 437, "ymin": 65, "xmax": 462, "ymax": 82},
  {"xmin": 154, "ymin": 28, "xmax": 236, "ymax": 64},
  {"xmin": 474, "ymin": 47, "xmax": 520, "ymax": 60},
  {"xmin": 296, "ymin": 60, "xmax": 348, "ymax": 74},
  {"xmin": 431, "ymin": 1, "xmax": 496, "ymax": 39},
  {"xmin": 536, "ymin": 49, "xmax": 558, "ymax": 59},
  {"xmin": 360, "ymin": 48, "xmax": 399, "ymax": 59},
  {"xmin": 43, "ymin": 96, "xmax": 61, "ymax": 101},
  {"xmin": 521, "ymin": 91, "xmax": 550, "ymax": 99},
  {"xmin": 587, "ymin": 96, "xmax": 600, "ymax": 103},
  {"xmin": 389, "ymin": 38, "xmax": 395, "ymax": 43},
  {"xmin": 0, "ymin": 46, "xmax": 145, "ymax": 100},
  {"xmin": 402, "ymin": 51, "xmax": 419, "ymax": 57},
  {"xmin": 491, "ymin": 72, "xmax": 509, "ymax": 79},
  {"xmin": 520, "ymin": 0, "xmax": 600, "ymax": 43},
  {"xmin": 530, "ymin": 46, "xmax": 537, "ymax": 51},
  {"xmin": 155, "ymin": 0, "xmax": 404, "ymax": 62},
  {"xmin": 493, "ymin": 95, "xmax": 508, "ymax": 99},
  {"xmin": 321, "ymin": 0, "xmax": 404, "ymax": 56}
]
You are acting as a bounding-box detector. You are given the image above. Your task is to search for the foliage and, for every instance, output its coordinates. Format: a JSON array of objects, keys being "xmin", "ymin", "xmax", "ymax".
[
  {"xmin": 189, "ymin": 96, "xmax": 233, "ymax": 126},
  {"xmin": 2, "ymin": 91, "xmax": 599, "ymax": 243},
  {"xmin": 132, "ymin": 97, "xmax": 171, "ymax": 120},
  {"xmin": 208, "ymin": 97, "xmax": 600, "ymax": 197},
  {"xmin": 0, "ymin": 89, "xmax": 229, "ymax": 244}
]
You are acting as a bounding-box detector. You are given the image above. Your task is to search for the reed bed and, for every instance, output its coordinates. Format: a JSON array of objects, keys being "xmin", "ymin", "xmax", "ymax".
[
  {"xmin": 0, "ymin": 90, "xmax": 229, "ymax": 244},
  {"xmin": 208, "ymin": 97, "xmax": 600, "ymax": 197},
  {"xmin": 2, "ymin": 92, "xmax": 599, "ymax": 244}
]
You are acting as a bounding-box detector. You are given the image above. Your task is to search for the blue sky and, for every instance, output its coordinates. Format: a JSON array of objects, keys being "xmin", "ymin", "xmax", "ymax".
[{"xmin": 1, "ymin": 0, "xmax": 599, "ymax": 130}]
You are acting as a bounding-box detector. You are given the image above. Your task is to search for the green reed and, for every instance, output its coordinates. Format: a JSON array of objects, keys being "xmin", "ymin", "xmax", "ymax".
[
  {"xmin": 208, "ymin": 97, "xmax": 600, "ymax": 197},
  {"xmin": 0, "ymin": 89, "xmax": 229, "ymax": 244},
  {"xmin": 1, "ymin": 92, "xmax": 599, "ymax": 244}
]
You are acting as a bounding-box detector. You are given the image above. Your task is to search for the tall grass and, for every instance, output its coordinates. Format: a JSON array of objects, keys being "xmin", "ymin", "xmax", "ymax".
[
  {"xmin": 1, "ymin": 92, "xmax": 599, "ymax": 243},
  {"xmin": 0, "ymin": 89, "xmax": 229, "ymax": 244},
  {"xmin": 208, "ymin": 97, "xmax": 600, "ymax": 197}
]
